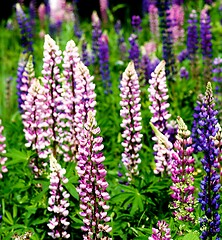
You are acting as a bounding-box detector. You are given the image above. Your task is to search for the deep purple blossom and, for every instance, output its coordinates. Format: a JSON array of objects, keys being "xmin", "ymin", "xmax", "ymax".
[
  {"xmin": 195, "ymin": 82, "xmax": 220, "ymax": 239},
  {"xmin": 120, "ymin": 62, "xmax": 143, "ymax": 181},
  {"xmin": 98, "ymin": 34, "xmax": 112, "ymax": 94},
  {"xmin": 180, "ymin": 67, "xmax": 189, "ymax": 80},
  {"xmin": 81, "ymin": 40, "xmax": 90, "ymax": 67},
  {"xmin": 170, "ymin": 117, "xmax": 195, "ymax": 222},
  {"xmin": 0, "ymin": 119, "xmax": 8, "ymax": 179},
  {"xmin": 177, "ymin": 49, "xmax": 188, "ymax": 63},
  {"xmin": 47, "ymin": 155, "xmax": 70, "ymax": 239},
  {"xmin": 149, "ymin": 220, "xmax": 172, "ymax": 240},
  {"xmin": 128, "ymin": 34, "xmax": 140, "ymax": 72},
  {"xmin": 131, "ymin": 15, "xmax": 142, "ymax": 33},
  {"xmin": 76, "ymin": 111, "xmax": 112, "ymax": 239}
]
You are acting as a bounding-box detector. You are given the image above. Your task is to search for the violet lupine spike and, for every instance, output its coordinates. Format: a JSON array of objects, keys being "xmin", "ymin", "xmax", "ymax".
[
  {"xmin": 200, "ymin": 7, "xmax": 213, "ymax": 83},
  {"xmin": 212, "ymin": 57, "xmax": 222, "ymax": 101},
  {"xmin": 74, "ymin": 61, "xmax": 97, "ymax": 137},
  {"xmin": 41, "ymin": 34, "xmax": 63, "ymax": 158},
  {"xmin": 148, "ymin": 4, "xmax": 159, "ymax": 39},
  {"xmin": 177, "ymin": 49, "xmax": 188, "ymax": 63},
  {"xmin": 47, "ymin": 155, "xmax": 70, "ymax": 239},
  {"xmin": 180, "ymin": 67, "xmax": 189, "ymax": 80},
  {"xmin": 59, "ymin": 39, "xmax": 80, "ymax": 162},
  {"xmin": 21, "ymin": 79, "xmax": 51, "ymax": 175},
  {"xmin": 128, "ymin": 34, "xmax": 140, "ymax": 72},
  {"xmin": 170, "ymin": 116, "xmax": 196, "ymax": 222},
  {"xmin": 120, "ymin": 62, "xmax": 143, "ymax": 182},
  {"xmin": 148, "ymin": 220, "xmax": 173, "ymax": 240},
  {"xmin": 81, "ymin": 40, "xmax": 90, "ymax": 67},
  {"xmin": 16, "ymin": 3, "xmax": 33, "ymax": 54},
  {"xmin": 195, "ymin": 82, "xmax": 221, "ymax": 239},
  {"xmin": 76, "ymin": 111, "xmax": 112, "ymax": 239},
  {"xmin": 16, "ymin": 53, "xmax": 28, "ymax": 112},
  {"xmin": 91, "ymin": 11, "xmax": 102, "ymax": 65},
  {"xmin": 19, "ymin": 55, "xmax": 35, "ymax": 112},
  {"xmin": 0, "ymin": 119, "xmax": 8, "ymax": 179},
  {"xmin": 98, "ymin": 33, "xmax": 112, "ymax": 94},
  {"xmin": 131, "ymin": 15, "xmax": 142, "ymax": 33}
]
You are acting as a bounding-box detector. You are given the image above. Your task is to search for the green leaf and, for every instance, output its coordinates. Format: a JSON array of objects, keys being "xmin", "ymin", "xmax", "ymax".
[
  {"xmin": 3, "ymin": 210, "xmax": 14, "ymax": 225},
  {"xmin": 182, "ymin": 232, "xmax": 199, "ymax": 240},
  {"xmin": 64, "ymin": 182, "xmax": 79, "ymax": 200}
]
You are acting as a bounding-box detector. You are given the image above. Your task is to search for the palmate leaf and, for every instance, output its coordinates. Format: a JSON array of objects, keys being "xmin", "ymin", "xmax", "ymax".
[{"xmin": 182, "ymin": 232, "xmax": 199, "ymax": 240}]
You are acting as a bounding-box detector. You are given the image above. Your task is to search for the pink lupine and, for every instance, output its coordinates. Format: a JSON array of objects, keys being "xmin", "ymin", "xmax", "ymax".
[
  {"xmin": 99, "ymin": 0, "xmax": 108, "ymax": 24},
  {"xmin": 21, "ymin": 79, "xmax": 51, "ymax": 175},
  {"xmin": 148, "ymin": 4, "xmax": 159, "ymax": 39},
  {"xmin": 170, "ymin": 117, "xmax": 196, "ymax": 222},
  {"xmin": 41, "ymin": 34, "xmax": 63, "ymax": 158},
  {"xmin": 0, "ymin": 119, "xmax": 8, "ymax": 179},
  {"xmin": 38, "ymin": 3, "xmax": 46, "ymax": 27},
  {"xmin": 49, "ymin": 0, "xmax": 65, "ymax": 25},
  {"xmin": 149, "ymin": 220, "xmax": 173, "ymax": 240},
  {"xmin": 76, "ymin": 111, "xmax": 112, "ymax": 239},
  {"xmin": 120, "ymin": 61, "xmax": 143, "ymax": 181},
  {"xmin": 167, "ymin": 4, "xmax": 184, "ymax": 43},
  {"xmin": 47, "ymin": 155, "xmax": 70, "ymax": 239}
]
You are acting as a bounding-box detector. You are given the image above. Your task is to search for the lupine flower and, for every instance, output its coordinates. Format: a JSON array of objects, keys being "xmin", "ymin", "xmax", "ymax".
[
  {"xmin": 177, "ymin": 49, "xmax": 188, "ymax": 63},
  {"xmin": 180, "ymin": 67, "xmax": 189, "ymax": 80},
  {"xmin": 38, "ymin": 3, "xmax": 46, "ymax": 37},
  {"xmin": 144, "ymin": 41, "xmax": 157, "ymax": 56},
  {"xmin": 73, "ymin": 2, "xmax": 82, "ymax": 39},
  {"xmin": 212, "ymin": 57, "xmax": 222, "ymax": 99},
  {"xmin": 16, "ymin": 53, "xmax": 28, "ymax": 112},
  {"xmin": 148, "ymin": 220, "xmax": 172, "ymax": 240},
  {"xmin": 172, "ymin": 0, "xmax": 183, "ymax": 4},
  {"xmin": 128, "ymin": 34, "xmax": 140, "ymax": 72},
  {"xmin": 148, "ymin": 4, "xmax": 159, "ymax": 39},
  {"xmin": 91, "ymin": 11, "xmax": 102, "ymax": 64},
  {"xmin": 29, "ymin": 0, "xmax": 36, "ymax": 33},
  {"xmin": 131, "ymin": 15, "xmax": 142, "ymax": 33},
  {"xmin": 195, "ymin": 82, "xmax": 220, "ymax": 239},
  {"xmin": 21, "ymin": 79, "xmax": 51, "ymax": 175},
  {"xmin": 58, "ymin": 39, "xmax": 81, "ymax": 162},
  {"xmin": 200, "ymin": 7, "xmax": 213, "ymax": 83},
  {"xmin": 0, "ymin": 119, "xmax": 8, "ymax": 179},
  {"xmin": 187, "ymin": 10, "xmax": 198, "ymax": 62},
  {"xmin": 19, "ymin": 55, "xmax": 35, "ymax": 112},
  {"xmin": 120, "ymin": 62, "xmax": 143, "ymax": 181},
  {"xmin": 16, "ymin": 3, "xmax": 33, "ymax": 54},
  {"xmin": 81, "ymin": 40, "xmax": 90, "ymax": 67},
  {"xmin": 98, "ymin": 33, "xmax": 112, "ymax": 94},
  {"xmin": 170, "ymin": 116, "xmax": 196, "ymax": 222},
  {"xmin": 140, "ymin": 54, "xmax": 151, "ymax": 83},
  {"xmin": 168, "ymin": 4, "xmax": 184, "ymax": 43},
  {"xmin": 76, "ymin": 111, "xmax": 112, "ymax": 239},
  {"xmin": 47, "ymin": 155, "xmax": 70, "ymax": 239},
  {"xmin": 41, "ymin": 34, "xmax": 64, "ymax": 158},
  {"xmin": 148, "ymin": 61, "xmax": 175, "ymax": 174},
  {"xmin": 99, "ymin": 0, "xmax": 108, "ymax": 24}
]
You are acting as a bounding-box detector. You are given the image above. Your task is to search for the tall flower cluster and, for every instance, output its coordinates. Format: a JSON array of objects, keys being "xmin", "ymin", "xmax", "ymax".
[
  {"xmin": 76, "ymin": 111, "xmax": 112, "ymax": 239},
  {"xmin": 21, "ymin": 79, "xmax": 51, "ymax": 175},
  {"xmin": 148, "ymin": 220, "xmax": 172, "ymax": 240},
  {"xmin": 128, "ymin": 34, "xmax": 140, "ymax": 72},
  {"xmin": 195, "ymin": 82, "xmax": 221, "ymax": 239},
  {"xmin": 131, "ymin": 15, "xmax": 142, "ymax": 33},
  {"xmin": 170, "ymin": 117, "xmax": 195, "ymax": 222},
  {"xmin": 213, "ymin": 57, "xmax": 222, "ymax": 100},
  {"xmin": 99, "ymin": 0, "xmax": 108, "ymax": 24},
  {"xmin": 81, "ymin": 40, "xmax": 90, "ymax": 67},
  {"xmin": 91, "ymin": 11, "xmax": 102, "ymax": 64},
  {"xmin": 120, "ymin": 62, "xmax": 143, "ymax": 181},
  {"xmin": 200, "ymin": 7, "xmax": 213, "ymax": 82},
  {"xmin": 15, "ymin": 3, "xmax": 33, "ymax": 54},
  {"xmin": 168, "ymin": 4, "xmax": 184, "ymax": 43},
  {"xmin": 0, "ymin": 119, "xmax": 8, "ymax": 179},
  {"xmin": 98, "ymin": 34, "xmax": 112, "ymax": 94},
  {"xmin": 148, "ymin": 61, "xmax": 174, "ymax": 174},
  {"xmin": 149, "ymin": 4, "xmax": 159, "ymax": 39},
  {"xmin": 47, "ymin": 155, "xmax": 70, "ymax": 239}
]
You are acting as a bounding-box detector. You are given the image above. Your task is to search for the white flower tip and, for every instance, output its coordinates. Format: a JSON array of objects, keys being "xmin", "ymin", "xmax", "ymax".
[{"xmin": 154, "ymin": 60, "xmax": 165, "ymax": 75}]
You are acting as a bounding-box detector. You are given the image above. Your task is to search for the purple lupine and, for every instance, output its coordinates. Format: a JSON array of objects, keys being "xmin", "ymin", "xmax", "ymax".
[
  {"xmin": 140, "ymin": 54, "xmax": 151, "ymax": 84},
  {"xmin": 21, "ymin": 79, "xmax": 51, "ymax": 175},
  {"xmin": 172, "ymin": 0, "xmax": 183, "ymax": 4},
  {"xmin": 81, "ymin": 40, "xmax": 90, "ymax": 67},
  {"xmin": 148, "ymin": 61, "xmax": 175, "ymax": 174},
  {"xmin": 131, "ymin": 15, "xmax": 142, "ymax": 33},
  {"xmin": 148, "ymin": 220, "xmax": 172, "ymax": 240},
  {"xmin": 16, "ymin": 53, "xmax": 28, "ymax": 112},
  {"xmin": 120, "ymin": 62, "xmax": 143, "ymax": 181},
  {"xmin": 76, "ymin": 111, "xmax": 112, "ymax": 239},
  {"xmin": 91, "ymin": 11, "xmax": 102, "ymax": 65},
  {"xmin": 128, "ymin": 34, "xmax": 140, "ymax": 72},
  {"xmin": 167, "ymin": 4, "xmax": 184, "ymax": 44},
  {"xmin": 29, "ymin": 0, "xmax": 36, "ymax": 34},
  {"xmin": 41, "ymin": 34, "xmax": 63, "ymax": 158},
  {"xmin": 98, "ymin": 34, "xmax": 112, "ymax": 94},
  {"xmin": 114, "ymin": 20, "xmax": 127, "ymax": 61},
  {"xmin": 59, "ymin": 39, "xmax": 81, "ymax": 162},
  {"xmin": 19, "ymin": 55, "xmax": 35, "ymax": 112},
  {"xmin": 180, "ymin": 67, "xmax": 189, "ymax": 80},
  {"xmin": 149, "ymin": 4, "xmax": 159, "ymax": 39},
  {"xmin": 187, "ymin": 10, "xmax": 198, "ymax": 62},
  {"xmin": 170, "ymin": 116, "xmax": 195, "ymax": 222},
  {"xmin": 212, "ymin": 57, "xmax": 222, "ymax": 99},
  {"xmin": 16, "ymin": 3, "xmax": 33, "ymax": 54},
  {"xmin": 200, "ymin": 7, "xmax": 213, "ymax": 82},
  {"xmin": 177, "ymin": 49, "xmax": 188, "ymax": 63},
  {"xmin": 47, "ymin": 155, "xmax": 70, "ymax": 239},
  {"xmin": 73, "ymin": 1, "xmax": 82, "ymax": 39},
  {"xmin": 195, "ymin": 82, "xmax": 221, "ymax": 239},
  {"xmin": 99, "ymin": 0, "xmax": 108, "ymax": 24},
  {"xmin": 0, "ymin": 119, "xmax": 8, "ymax": 179}
]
